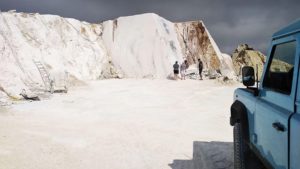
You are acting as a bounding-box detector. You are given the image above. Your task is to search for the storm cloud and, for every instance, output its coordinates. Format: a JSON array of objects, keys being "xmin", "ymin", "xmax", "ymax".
[{"xmin": 0, "ymin": 0, "xmax": 299, "ymax": 54}]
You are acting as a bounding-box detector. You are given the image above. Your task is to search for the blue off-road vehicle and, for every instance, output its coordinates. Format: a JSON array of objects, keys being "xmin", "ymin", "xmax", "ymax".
[{"xmin": 230, "ymin": 20, "xmax": 300, "ymax": 169}]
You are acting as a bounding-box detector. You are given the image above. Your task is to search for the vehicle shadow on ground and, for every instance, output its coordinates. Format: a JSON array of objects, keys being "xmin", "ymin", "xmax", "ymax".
[{"xmin": 169, "ymin": 141, "xmax": 233, "ymax": 169}]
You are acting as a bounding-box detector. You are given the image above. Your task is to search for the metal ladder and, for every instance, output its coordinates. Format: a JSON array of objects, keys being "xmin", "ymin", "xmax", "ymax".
[{"xmin": 33, "ymin": 60, "xmax": 52, "ymax": 92}]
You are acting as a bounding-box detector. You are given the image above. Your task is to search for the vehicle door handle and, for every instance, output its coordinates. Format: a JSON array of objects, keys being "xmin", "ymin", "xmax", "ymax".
[{"xmin": 272, "ymin": 122, "xmax": 285, "ymax": 132}]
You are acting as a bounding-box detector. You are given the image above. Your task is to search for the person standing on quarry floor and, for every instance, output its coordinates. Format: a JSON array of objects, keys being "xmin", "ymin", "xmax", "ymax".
[
  {"xmin": 198, "ymin": 59, "xmax": 203, "ymax": 80},
  {"xmin": 173, "ymin": 61, "xmax": 180, "ymax": 80},
  {"xmin": 180, "ymin": 60, "xmax": 188, "ymax": 80}
]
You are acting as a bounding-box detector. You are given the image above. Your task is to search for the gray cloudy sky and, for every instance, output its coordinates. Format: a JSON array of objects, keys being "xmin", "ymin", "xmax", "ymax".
[{"xmin": 0, "ymin": 0, "xmax": 299, "ymax": 54}]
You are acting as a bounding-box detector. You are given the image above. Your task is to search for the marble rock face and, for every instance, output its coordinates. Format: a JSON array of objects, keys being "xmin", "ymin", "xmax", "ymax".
[
  {"xmin": 0, "ymin": 11, "xmax": 236, "ymax": 101},
  {"xmin": 175, "ymin": 21, "xmax": 235, "ymax": 78}
]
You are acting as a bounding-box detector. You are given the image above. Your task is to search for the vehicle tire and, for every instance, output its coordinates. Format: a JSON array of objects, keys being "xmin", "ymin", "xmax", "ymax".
[
  {"xmin": 234, "ymin": 122, "xmax": 266, "ymax": 169},
  {"xmin": 234, "ymin": 122, "xmax": 249, "ymax": 169}
]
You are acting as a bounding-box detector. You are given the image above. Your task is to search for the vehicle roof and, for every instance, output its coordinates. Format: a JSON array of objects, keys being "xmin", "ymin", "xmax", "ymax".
[{"xmin": 272, "ymin": 19, "xmax": 300, "ymax": 39}]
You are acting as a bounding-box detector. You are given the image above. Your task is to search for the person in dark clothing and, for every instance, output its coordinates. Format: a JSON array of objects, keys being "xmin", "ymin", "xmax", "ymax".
[
  {"xmin": 198, "ymin": 59, "xmax": 203, "ymax": 80},
  {"xmin": 173, "ymin": 61, "xmax": 180, "ymax": 80}
]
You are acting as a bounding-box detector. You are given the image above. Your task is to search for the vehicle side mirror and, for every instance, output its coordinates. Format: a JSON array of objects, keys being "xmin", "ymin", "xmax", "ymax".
[{"xmin": 242, "ymin": 66, "xmax": 255, "ymax": 87}]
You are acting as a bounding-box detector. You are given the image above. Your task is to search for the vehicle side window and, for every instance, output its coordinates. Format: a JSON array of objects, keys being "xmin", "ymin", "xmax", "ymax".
[{"xmin": 263, "ymin": 41, "xmax": 296, "ymax": 94}]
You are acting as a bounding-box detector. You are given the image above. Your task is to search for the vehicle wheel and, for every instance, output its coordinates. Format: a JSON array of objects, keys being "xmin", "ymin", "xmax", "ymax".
[
  {"xmin": 234, "ymin": 122, "xmax": 249, "ymax": 169},
  {"xmin": 234, "ymin": 123, "xmax": 265, "ymax": 169}
]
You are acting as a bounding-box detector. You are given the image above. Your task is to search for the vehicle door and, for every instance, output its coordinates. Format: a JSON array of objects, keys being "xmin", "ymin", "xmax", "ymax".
[{"xmin": 254, "ymin": 38, "xmax": 298, "ymax": 168}]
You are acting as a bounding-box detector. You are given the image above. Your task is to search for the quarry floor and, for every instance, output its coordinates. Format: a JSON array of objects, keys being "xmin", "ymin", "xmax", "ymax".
[{"xmin": 0, "ymin": 79, "xmax": 238, "ymax": 169}]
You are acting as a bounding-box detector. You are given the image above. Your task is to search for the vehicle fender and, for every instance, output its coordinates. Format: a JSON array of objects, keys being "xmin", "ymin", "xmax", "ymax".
[{"xmin": 230, "ymin": 100, "xmax": 250, "ymax": 141}]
